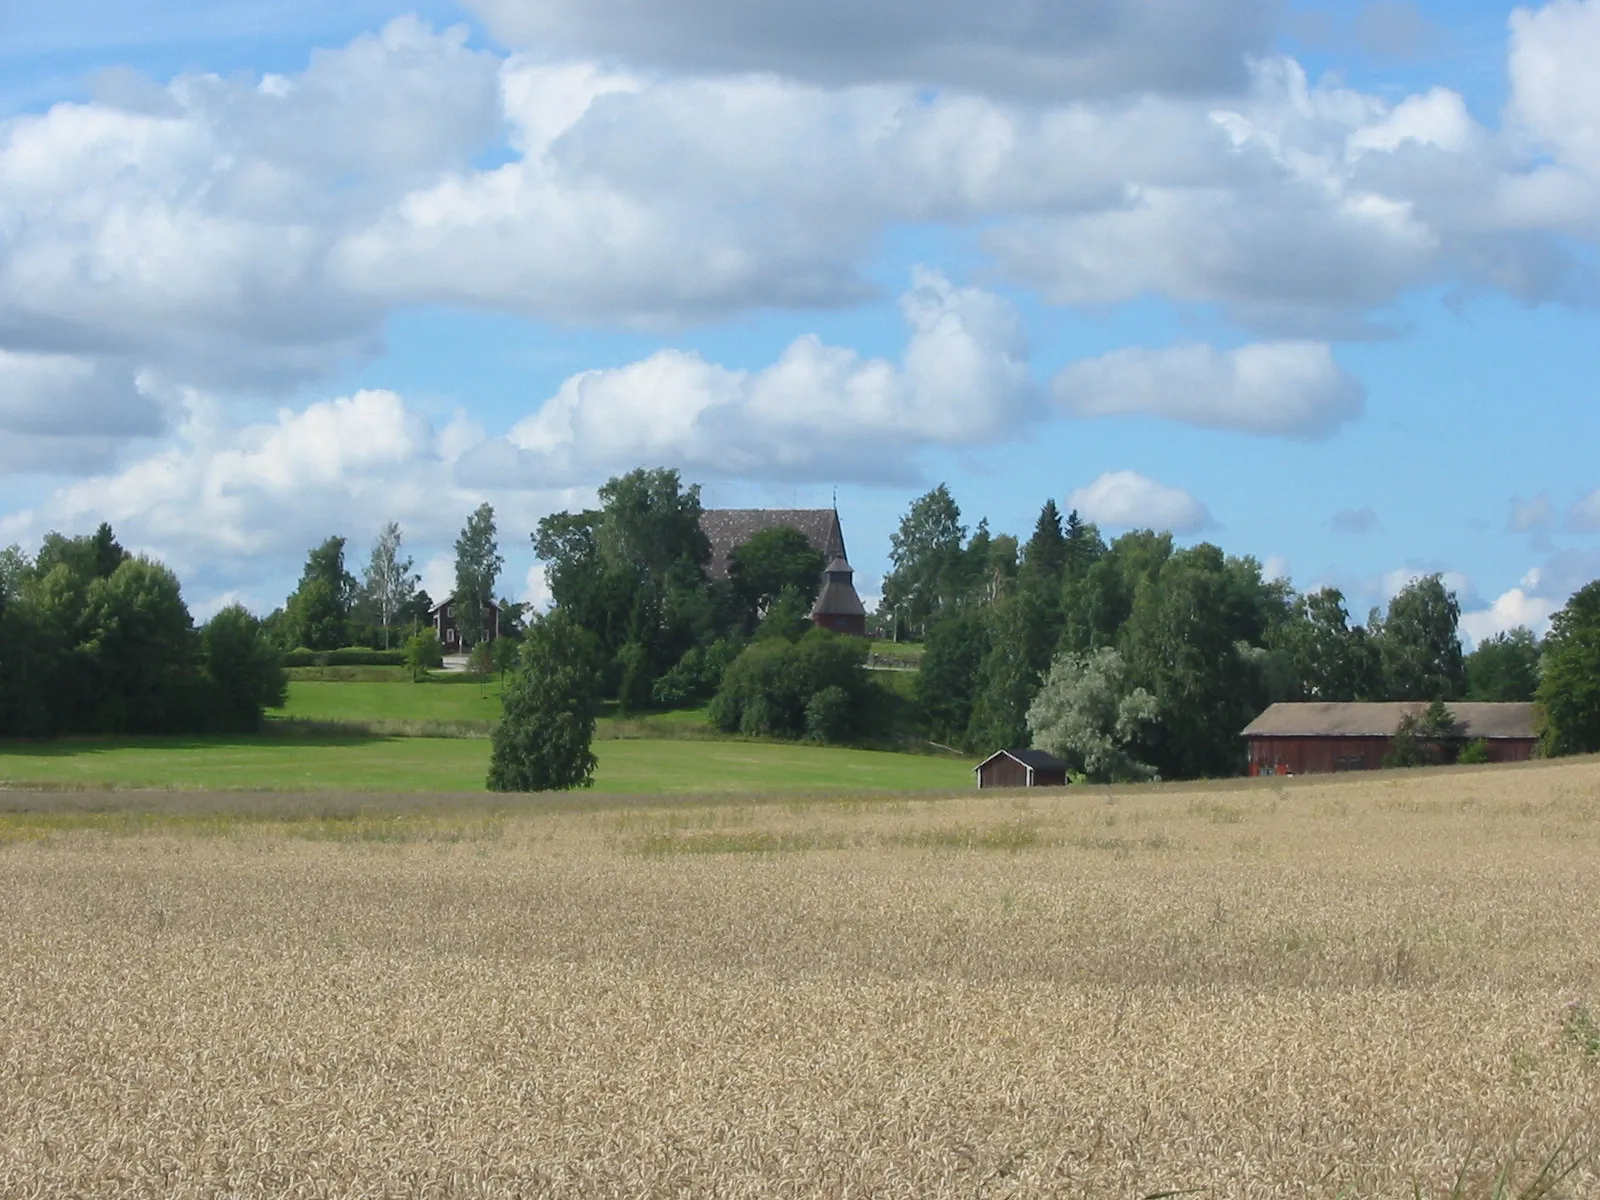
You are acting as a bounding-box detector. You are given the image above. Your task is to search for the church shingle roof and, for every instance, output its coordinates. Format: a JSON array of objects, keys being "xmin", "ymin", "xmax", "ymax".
[{"xmin": 699, "ymin": 509, "xmax": 846, "ymax": 579}]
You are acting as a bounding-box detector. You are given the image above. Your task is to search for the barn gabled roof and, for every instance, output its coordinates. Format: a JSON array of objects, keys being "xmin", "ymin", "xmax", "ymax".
[
  {"xmin": 699, "ymin": 509, "xmax": 846, "ymax": 579},
  {"xmin": 1241, "ymin": 702, "xmax": 1535, "ymax": 740},
  {"xmin": 974, "ymin": 747, "xmax": 1071, "ymax": 774}
]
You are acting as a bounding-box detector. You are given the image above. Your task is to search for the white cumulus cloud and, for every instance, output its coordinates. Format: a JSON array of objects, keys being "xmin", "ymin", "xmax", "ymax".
[
  {"xmin": 1460, "ymin": 586, "xmax": 1557, "ymax": 645},
  {"xmin": 1509, "ymin": 0, "xmax": 1600, "ymax": 178},
  {"xmin": 1052, "ymin": 340, "xmax": 1364, "ymax": 438},
  {"xmin": 1067, "ymin": 470, "xmax": 1212, "ymax": 534},
  {"xmin": 2, "ymin": 390, "xmax": 485, "ymax": 574},
  {"xmin": 460, "ymin": 269, "xmax": 1035, "ymax": 487}
]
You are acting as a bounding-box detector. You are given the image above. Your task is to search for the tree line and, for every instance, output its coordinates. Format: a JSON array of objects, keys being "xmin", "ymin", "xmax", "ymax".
[
  {"xmin": 491, "ymin": 471, "xmax": 1600, "ymax": 790},
  {"xmin": 885, "ymin": 485, "xmax": 1556, "ymax": 781},
  {"xmin": 10, "ymin": 476, "xmax": 1600, "ymax": 792},
  {"xmin": 0, "ymin": 525, "xmax": 285, "ymax": 736},
  {"xmin": 263, "ymin": 504, "xmax": 517, "ymax": 658}
]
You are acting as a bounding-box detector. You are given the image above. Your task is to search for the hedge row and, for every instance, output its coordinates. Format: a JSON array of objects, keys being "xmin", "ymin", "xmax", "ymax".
[{"xmin": 283, "ymin": 647, "xmax": 409, "ymax": 667}]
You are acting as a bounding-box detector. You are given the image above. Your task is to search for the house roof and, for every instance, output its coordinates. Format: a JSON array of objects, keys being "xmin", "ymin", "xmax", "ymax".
[
  {"xmin": 699, "ymin": 509, "xmax": 845, "ymax": 579},
  {"xmin": 427, "ymin": 593, "xmax": 500, "ymax": 616},
  {"xmin": 1241, "ymin": 702, "xmax": 1536, "ymax": 740},
  {"xmin": 974, "ymin": 747, "xmax": 1071, "ymax": 774}
]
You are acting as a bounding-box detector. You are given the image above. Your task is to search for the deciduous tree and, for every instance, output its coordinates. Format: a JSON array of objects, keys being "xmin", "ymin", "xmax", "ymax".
[
  {"xmin": 202, "ymin": 605, "xmax": 287, "ymax": 731},
  {"xmin": 1027, "ymin": 647, "xmax": 1158, "ymax": 783},
  {"xmin": 709, "ymin": 628, "xmax": 871, "ymax": 741},
  {"xmin": 1121, "ymin": 544, "xmax": 1261, "ymax": 780},
  {"xmin": 1537, "ymin": 581, "xmax": 1600, "ymax": 756},
  {"xmin": 728, "ymin": 526, "xmax": 824, "ymax": 631},
  {"xmin": 1466, "ymin": 626, "xmax": 1541, "ymax": 702},
  {"xmin": 881, "ymin": 484, "xmax": 966, "ymax": 637},
  {"xmin": 1374, "ymin": 574, "xmax": 1467, "ymax": 700},
  {"xmin": 534, "ymin": 468, "xmax": 712, "ymax": 698},
  {"xmin": 403, "ymin": 628, "xmax": 444, "ymax": 682},
  {"xmin": 454, "ymin": 504, "xmax": 504, "ymax": 651},
  {"xmin": 1270, "ymin": 586, "xmax": 1380, "ymax": 701},
  {"xmin": 488, "ymin": 613, "xmax": 601, "ymax": 791},
  {"xmin": 362, "ymin": 521, "xmax": 418, "ymax": 649},
  {"xmin": 916, "ymin": 611, "xmax": 990, "ymax": 747},
  {"xmin": 285, "ymin": 537, "xmax": 358, "ymax": 650}
]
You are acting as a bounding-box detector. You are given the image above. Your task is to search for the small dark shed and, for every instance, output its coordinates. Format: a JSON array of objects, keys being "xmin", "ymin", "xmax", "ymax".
[
  {"xmin": 1242, "ymin": 701, "xmax": 1537, "ymax": 775},
  {"xmin": 975, "ymin": 748, "xmax": 1071, "ymax": 789}
]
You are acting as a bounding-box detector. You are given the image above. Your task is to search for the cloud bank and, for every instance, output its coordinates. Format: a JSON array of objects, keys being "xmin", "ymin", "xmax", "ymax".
[{"xmin": 465, "ymin": 0, "xmax": 1279, "ymax": 101}]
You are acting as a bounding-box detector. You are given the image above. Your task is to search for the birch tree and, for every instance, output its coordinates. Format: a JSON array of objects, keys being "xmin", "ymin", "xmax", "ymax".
[{"xmin": 363, "ymin": 522, "xmax": 418, "ymax": 649}]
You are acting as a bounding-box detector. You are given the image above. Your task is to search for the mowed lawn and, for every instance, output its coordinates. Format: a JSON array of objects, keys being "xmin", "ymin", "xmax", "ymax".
[
  {"xmin": 0, "ymin": 734, "xmax": 972, "ymax": 793},
  {"xmin": 272, "ymin": 679, "xmax": 505, "ymax": 725},
  {"xmin": 274, "ymin": 680, "xmax": 715, "ymax": 736}
]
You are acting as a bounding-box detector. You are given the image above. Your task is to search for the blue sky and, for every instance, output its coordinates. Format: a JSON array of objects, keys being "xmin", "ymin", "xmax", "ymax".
[{"xmin": 2, "ymin": 0, "xmax": 1598, "ymax": 642}]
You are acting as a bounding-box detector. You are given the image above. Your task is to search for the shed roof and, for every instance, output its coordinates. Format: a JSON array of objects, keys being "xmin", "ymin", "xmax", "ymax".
[
  {"xmin": 699, "ymin": 509, "xmax": 845, "ymax": 579},
  {"xmin": 974, "ymin": 747, "xmax": 1071, "ymax": 773},
  {"xmin": 1241, "ymin": 702, "xmax": 1535, "ymax": 740}
]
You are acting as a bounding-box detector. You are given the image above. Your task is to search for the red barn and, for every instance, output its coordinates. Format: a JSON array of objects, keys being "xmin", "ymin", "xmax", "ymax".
[{"xmin": 1242, "ymin": 702, "xmax": 1537, "ymax": 775}]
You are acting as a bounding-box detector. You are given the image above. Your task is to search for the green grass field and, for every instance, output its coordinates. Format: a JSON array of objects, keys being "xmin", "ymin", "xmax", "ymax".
[
  {"xmin": 0, "ymin": 734, "xmax": 972, "ymax": 793},
  {"xmin": 272, "ymin": 680, "xmax": 717, "ymax": 738},
  {"xmin": 273, "ymin": 680, "xmax": 506, "ymax": 725}
]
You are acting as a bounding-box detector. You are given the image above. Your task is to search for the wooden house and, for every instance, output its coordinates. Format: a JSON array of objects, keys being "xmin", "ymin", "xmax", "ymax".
[
  {"xmin": 974, "ymin": 748, "xmax": 1071, "ymax": 789},
  {"xmin": 428, "ymin": 594, "xmax": 500, "ymax": 654},
  {"xmin": 1242, "ymin": 702, "xmax": 1537, "ymax": 775}
]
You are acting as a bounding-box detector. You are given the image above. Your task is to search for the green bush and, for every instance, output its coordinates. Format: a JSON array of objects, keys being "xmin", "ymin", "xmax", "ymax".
[
  {"xmin": 805, "ymin": 685, "xmax": 853, "ymax": 743},
  {"xmin": 1457, "ymin": 737, "xmax": 1491, "ymax": 764},
  {"xmin": 402, "ymin": 630, "xmax": 444, "ymax": 681},
  {"xmin": 710, "ymin": 628, "xmax": 872, "ymax": 741},
  {"xmin": 202, "ymin": 605, "xmax": 287, "ymax": 732},
  {"xmin": 651, "ymin": 638, "xmax": 742, "ymax": 708},
  {"xmin": 284, "ymin": 646, "xmax": 408, "ymax": 668},
  {"xmin": 651, "ymin": 647, "xmax": 702, "ymax": 708}
]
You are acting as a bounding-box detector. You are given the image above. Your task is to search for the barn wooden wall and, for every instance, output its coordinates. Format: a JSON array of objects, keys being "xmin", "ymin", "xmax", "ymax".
[{"xmin": 1248, "ymin": 736, "xmax": 1538, "ymax": 774}]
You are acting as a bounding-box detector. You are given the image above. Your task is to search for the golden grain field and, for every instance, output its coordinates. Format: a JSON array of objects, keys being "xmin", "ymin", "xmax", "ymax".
[{"xmin": 3, "ymin": 761, "xmax": 1600, "ymax": 1198}]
